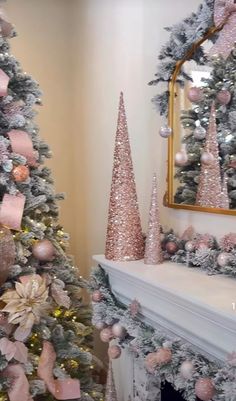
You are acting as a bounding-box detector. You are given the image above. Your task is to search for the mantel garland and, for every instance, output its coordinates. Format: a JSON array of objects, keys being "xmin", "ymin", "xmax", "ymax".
[{"xmin": 90, "ymin": 265, "xmax": 236, "ymax": 401}]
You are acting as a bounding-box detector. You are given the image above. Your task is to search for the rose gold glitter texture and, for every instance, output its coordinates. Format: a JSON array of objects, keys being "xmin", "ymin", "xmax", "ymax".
[
  {"xmin": 105, "ymin": 92, "xmax": 144, "ymax": 261},
  {"xmin": 209, "ymin": 0, "xmax": 236, "ymax": 59},
  {"xmin": 221, "ymin": 173, "xmax": 230, "ymax": 209},
  {"xmin": 144, "ymin": 174, "xmax": 163, "ymax": 265},
  {"xmin": 105, "ymin": 360, "xmax": 118, "ymax": 401},
  {"xmin": 196, "ymin": 102, "xmax": 222, "ymax": 208}
]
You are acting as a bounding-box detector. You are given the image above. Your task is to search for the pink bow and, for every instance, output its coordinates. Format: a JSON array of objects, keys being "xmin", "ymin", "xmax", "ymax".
[
  {"xmin": 8, "ymin": 130, "xmax": 38, "ymax": 167},
  {"xmin": 0, "ymin": 193, "xmax": 25, "ymax": 231},
  {"xmin": 37, "ymin": 341, "xmax": 81, "ymax": 400},
  {"xmin": 3, "ymin": 364, "xmax": 33, "ymax": 401},
  {"xmin": 0, "ymin": 338, "xmax": 28, "ymax": 363}
]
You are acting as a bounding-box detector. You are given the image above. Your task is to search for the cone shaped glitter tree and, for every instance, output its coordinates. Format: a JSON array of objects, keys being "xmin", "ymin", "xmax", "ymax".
[
  {"xmin": 105, "ymin": 92, "xmax": 144, "ymax": 261},
  {"xmin": 144, "ymin": 174, "xmax": 163, "ymax": 265},
  {"xmin": 105, "ymin": 361, "xmax": 118, "ymax": 401},
  {"xmin": 196, "ymin": 102, "xmax": 222, "ymax": 208}
]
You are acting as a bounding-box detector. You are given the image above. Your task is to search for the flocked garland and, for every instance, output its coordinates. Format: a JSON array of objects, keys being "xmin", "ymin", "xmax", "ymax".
[
  {"xmin": 149, "ymin": 0, "xmax": 215, "ymax": 116},
  {"xmin": 90, "ymin": 265, "xmax": 236, "ymax": 401}
]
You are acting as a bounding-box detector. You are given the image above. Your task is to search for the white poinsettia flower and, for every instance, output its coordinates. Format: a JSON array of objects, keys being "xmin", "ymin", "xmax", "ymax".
[{"xmin": 0, "ymin": 274, "xmax": 51, "ymax": 341}]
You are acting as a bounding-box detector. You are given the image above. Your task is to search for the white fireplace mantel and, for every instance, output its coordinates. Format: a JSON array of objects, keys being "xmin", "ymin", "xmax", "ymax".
[{"xmin": 93, "ymin": 255, "xmax": 236, "ymax": 362}]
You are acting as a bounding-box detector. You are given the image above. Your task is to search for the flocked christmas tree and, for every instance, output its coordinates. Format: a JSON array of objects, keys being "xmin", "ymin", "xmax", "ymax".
[{"xmin": 0, "ymin": 9, "xmax": 102, "ymax": 401}]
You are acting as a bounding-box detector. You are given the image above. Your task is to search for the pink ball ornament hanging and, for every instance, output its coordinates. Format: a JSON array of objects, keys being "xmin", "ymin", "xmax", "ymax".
[
  {"xmin": 180, "ymin": 361, "xmax": 195, "ymax": 379},
  {"xmin": 217, "ymin": 252, "xmax": 230, "ymax": 267},
  {"xmin": 112, "ymin": 323, "xmax": 127, "ymax": 339},
  {"xmin": 32, "ymin": 239, "xmax": 55, "ymax": 262},
  {"xmin": 175, "ymin": 149, "xmax": 188, "ymax": 167},
  {"xmin": 159, "ymin": 126, "xmax": 172, "ymax": 138},
  {"xmin": 108, "ymin": 345, "xmax": 122, "ymax": 359},
  {"xmin": 155, "ymin": 348, "xmax": 172, "ymax": 365},
  {"xmin": 100, "ymin": 327, "xmax": 113, "ymax": 343},
  {"xmin": 217, "ymin": 89, "xmax": 231, "ymax": 105},
  {"xmin": 145, "ymin": 352, "xmax": 158, "ymax": 373},
  {"xmin": 166, "ymin": 241, "xmax": 179, "ymax": 254},
  {"xmin": 92, "ymin": 290, "xmax": 103, "ymax": 303},
  {"xmin": 201, "ymin": 151, "xmax": 214, "ymax": 165},
  {"xmin": 195, "ymin": 378, "xmax": 215, "ymax": 401},
  {"xmin": 187, "ymin": 87, "xmax": 203, "ymax": 103}
]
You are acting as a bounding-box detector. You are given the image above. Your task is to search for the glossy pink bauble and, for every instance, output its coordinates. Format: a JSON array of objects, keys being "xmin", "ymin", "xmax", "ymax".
[
  {"xmin": 92, "ymin": 290, "xmax": 103, "ymax": 303},
  {"xmin": 32, "ymin": 239, "xmax": 55, "ymax": 262},
  {"xmin": 187, "ymin": 87, "xmax": 203, "ymax": 103},
  {"xmin": 100, "ymin": 327, "xmax": 113, "ymax": 343},
  {"xmin": 166, "ymin": 241, "xmax": 178, "ymax": 254},
  {"xmin": 217, "ymin": 89, "xmax": 231, "ymax": 105},
  {"xmin": 201, "ymin": 152, "xmax": 214, "ymax": 165},
  {"xmin": 145, "ymin": 352, "xmax": 158, "ymax": 373},
  {"xmin": 112, "ymin": 323, "xmax": 127, "ymax": 339},
  {"xmin": 155, "ymin": 348, "xmax": 172, "ymax": 365},
  {"xmin": 195, "ymin": 378, "xmax": 215, "ymax": 401},
  {"xmin": 108, "ymin": 345, "xmax": 122, "ymax": 359},
  {"xmin": 175, "ymin": 150, "xmax": 188, "ymax": 167}
]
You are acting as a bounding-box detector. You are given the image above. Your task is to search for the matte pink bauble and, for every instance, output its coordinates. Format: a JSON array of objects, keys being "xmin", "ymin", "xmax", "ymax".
[
  {"xmin": 180, "ymin": 361, "xmax": 195, "ymax": 379},
  {"xmin": 201, "ymin": 151, "xmax": 214, "ymax": 165},
  {"xmin": 195, "ymin": 378, "xmax": 215, "ymax": 401},
  {"xmin": 187, "ymin": 87, "xmax": 203, "ymax": 103},
  {"xmin": 155, "ymin": 348, "xmax": 172, "ymax": 365},
  {"xmin": 185, "ymin": 241, "xmax": 195, "ymax": 252},
  {"xmin": 32, "ymin": 239, "xmax": 55, "ymax": 261},
  {"xmin": 112, "ymin": 323, "xmax": 127, "ymax": 339},
  {"xmin": 145, "ymin": 352, "xmax": 158, "ymax": 373},
  {"xmin": 175, "ymin": 150, "xmax": 188, "ymax": 167},
  {"xmin": 108, "ymin": 345, "xmax": 122, "ymax": 359},
  {"xmin": 92, "ymin": 290, "xmax": 103, "ymax": 303},
  {"xmin": 217, "ymin": 252, "xmax": 230, "ymax": 267},
  {"xmin": 217, "ymin": 89, "xmax": 231, "ymax": 105},
  {"xmin": 166, "ymin": 241, "xmax": 178, "ymax": 254},
  {"xmin": 100, "ymin": 327, "xmax": 113, "ymax": 343}
]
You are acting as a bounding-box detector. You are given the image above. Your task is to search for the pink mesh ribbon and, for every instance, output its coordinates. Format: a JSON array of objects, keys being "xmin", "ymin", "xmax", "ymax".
[
  {"xmin": 0, "ymin": 193, "xmax": 25, "ymax": 231},
  {"xmin": 38, "ymin": 341, "xmax": 81, "ymax": 400},
  {"xmin": 3, "ymin": 364, "xmax": 33, "ymax": 401},
  {"xmin": 8, "ymin": 130, "xmax": 38, "ymax": 166},
  {"xmin": 0, "ymin": 69, "xmax": 9, "ymax": 97}
]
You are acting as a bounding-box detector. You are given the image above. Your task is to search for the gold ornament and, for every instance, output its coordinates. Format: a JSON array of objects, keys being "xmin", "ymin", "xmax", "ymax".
[{"xmin": 53, "ymin": 308, "xmax": 63, "ymax": 318}]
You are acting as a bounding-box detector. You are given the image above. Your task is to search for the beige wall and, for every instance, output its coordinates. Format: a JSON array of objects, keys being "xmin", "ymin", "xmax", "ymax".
[{"xmin": 5, "ymin": 0, "xmax": 236, "ymax": 276}]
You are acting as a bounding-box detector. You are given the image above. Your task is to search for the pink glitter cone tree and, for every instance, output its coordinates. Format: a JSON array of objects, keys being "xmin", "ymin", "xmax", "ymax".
[
  {"xmin": 105, "ymin": 361, "xmax": 118, "ymax": 401},
  {"xmin": 144, "ymin": 174, "xmax": 163, "ymax": 265},
  {"xmin": 105, "ymin": 92, "xmax": 144, "ymax": 261},
  {"xmin": 196, "ymin": 102, "xmax": 223, "ymax": 208}
]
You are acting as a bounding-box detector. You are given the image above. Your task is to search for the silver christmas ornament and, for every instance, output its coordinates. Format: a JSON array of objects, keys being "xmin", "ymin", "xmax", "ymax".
[
  {"xmin": 159, "ymin": 125, "xmax": 172, "ymax": 138},
  {"xmin": 217, "ymin": 252, "xmax": 230, "ymax": 267},
  {"xmin": 185, "ymin": 241, "xmax": 195, "ymax": 252},
  {"xmin": 112, "ymin": 323, "xmax": 127, "ymax": 339},
  {"xmin": 194, "ymin": 125, "xmax": 206, "ymax": 140}
]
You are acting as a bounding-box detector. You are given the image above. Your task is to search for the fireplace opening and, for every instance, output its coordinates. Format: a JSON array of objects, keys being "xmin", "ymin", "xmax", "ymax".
[{"xmin": 161, "ymin": 381, "xmax": 198, "ymax": 401}]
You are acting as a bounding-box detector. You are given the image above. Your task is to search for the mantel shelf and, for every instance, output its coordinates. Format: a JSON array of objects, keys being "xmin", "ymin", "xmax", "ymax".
[{"xmin": 93, "ymin": 255, "xmax": 236, "ymax": 361}]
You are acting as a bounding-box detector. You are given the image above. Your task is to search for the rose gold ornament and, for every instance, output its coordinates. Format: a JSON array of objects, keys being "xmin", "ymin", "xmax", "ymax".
[
  {"xmin": 180, "ymin": 361, "xmax": 195, "ymax": 379},
  {"xmin": 201, "ymin": 151, "xmax": 214, "ymax": 165},
  {"xmin": 217, "ymin": 89, "xmax": 231, "ymax": 105},
  {"xmin": 100, "ymin": 327, "xmax": 113, "ymax": 343},
  {"xmin": 195, "ymin": 378, "xmax": 215, "ymax": 401},
  {"xmin": 112, "ymin": 323, "xmax": 127, "ymax": 339},
  {"xmin": 166, "ymin": 241, "xmax": 178, "ymax": 254},
  {"xmin": 12, "ymin": 165, "xmax": 29, "ymax": 182},
  {"xmin": 187, "ymin": 87, "xmax": 203, "ymax": 103},
  {"xmin": 175, "ymin": 147, "xmax": 188, "ymax": 167},
  {"xmin": 32, "ymin": 239, "xmax": 55, "ymax": 262},
  {"xmin": 92, "ymin": 290, "xmax": 103, "ymax": 303},
  {"xmin": 105, "ymin": 92, "xmax": 144, "ymax": 261},
  {"xmin": 145, "ymin": 352, "xmax": 158, "ymax": 373},
  {"xmin": 155, "ymin": 348, "xmax": 172, "ymax": 365},
  {"xmin": 108, "ymin": 345, "xmax": 122, "ymax": 359},
  {"xmin": 144, "ymin": 174, "xmax": 163, "ymax": 265}
]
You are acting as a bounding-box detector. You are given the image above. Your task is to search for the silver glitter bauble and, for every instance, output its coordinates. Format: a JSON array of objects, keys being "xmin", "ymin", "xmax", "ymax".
[
  {"xmin": 175, "ymin": 150, "xmax": 188, "ymax": 167},
  {"xmin": 32, "ymin": 239, "xmax": 55, "ymax": 261},
  {"xmin": 159, "ymin": 125, "xmax": 172, "ymax": 138},
  {"xmin": 194, "ymin": 125, "xmax": 206, "ymax": 140},
  {"xmin": 217, "ymin": 252, "xmax": 230, "ymax": 267},
  {"xmin": 185, "ymin": 241, "xmax": 195, "ymax": 252},
  {"xmin": 180, "ymin": 361, "xmax": 195, "ymax": 379},
  {"xmin": 201, "ymin": 151, "xmax": 214, "ymax": 165}
]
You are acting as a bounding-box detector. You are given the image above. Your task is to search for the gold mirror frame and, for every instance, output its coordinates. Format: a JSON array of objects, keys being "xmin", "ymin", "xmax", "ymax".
[{"xmin": 166, "ymin": 21, "xmax": 236, "ymax": 216}]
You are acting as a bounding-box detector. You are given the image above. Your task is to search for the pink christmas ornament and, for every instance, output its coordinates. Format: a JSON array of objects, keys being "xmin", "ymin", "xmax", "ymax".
[
  {"xmin": 180, "ymin": 361, "xmax": 195, "ymax": 380},
  {"xmin": 166, "ymin": 241, "xmax": 179, "ymax": 254},
  {"xmin": 144, "ymin": 174, "xmax": 163, "ymax": 265},
  {"xmin": 175, "ymin": 145, "xmax": 188, "ymax": 167},
  {"xmin": 92, "ymin": 290, "xmax": 103, "ymax": 303},
  {"xmin": 105, "ymin": 92, "xmax": 144, "ymax": 261},
  {"xmin": 108, "ymin": 345, "xmax": 122, "ymax": 359},
  {"xmin": 112, "ymin": 323, "xmax": 127, "ymax": 339},
  {"xmin": 95, "ymin": 321, "xmax": 106, "ymax": 330},
  {"xmin": 201, "ymin": 151, "xmax": 214, "ymax": 165},
  {"xmin": 155, "ymin": 348, "xmax": 172, "ymax": 365},
  {"xmin": 32, "ymin": 239, "xmax": 55, "ymax": 262},
  {"xmin": 195, "ymin": 378, "xmax": 215, "ymax": 401},
  {"xmin": 196, "ymin": 102, "xmax": 223, "ymax": 208},
  {"xmin": 100, "ymin": 327, "xmax": 113, "ymax": 343},
  {"xmin": 159, "ymin": 125, "xmax": 172, "ymax": 138},
  {"xmin": 217, "ymin": 252, "xmax": 230, "ymax": 267},
  {"xmin": 145, "ymin": 352, "xmax": 158, "ymax": 373},
  {"xmin": 187, "ymin": 87, "xmax": 203, "ymax": 103},
  {"xmin": 217, "ymin": 89, "xmax": 231, "ymax": 105},
  {"xmin": 194, "ymin": 125, "xmax": 206, "ymax": 140}
]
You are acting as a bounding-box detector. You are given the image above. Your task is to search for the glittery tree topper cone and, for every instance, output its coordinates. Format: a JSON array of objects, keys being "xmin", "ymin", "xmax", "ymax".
[
  {"xmin": 105, "ymin": 92, "xmax": 144, "ymax": 261},
  {"xmin": 144, "ymin": 174, "xmax": 163, "ymax": 265}
]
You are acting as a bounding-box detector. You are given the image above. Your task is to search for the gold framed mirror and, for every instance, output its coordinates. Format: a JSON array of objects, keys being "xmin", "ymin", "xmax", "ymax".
[{"xmin": 166, "ymin": 15, "xmax": 236, "ymax": 216}]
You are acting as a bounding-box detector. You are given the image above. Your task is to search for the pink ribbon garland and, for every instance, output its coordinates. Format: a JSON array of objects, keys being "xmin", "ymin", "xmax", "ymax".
[
  {"xmin": 0, "ymin": 68, "xmax": 9, "ymax": 97},
  {"xmin": 37, "ymin": 341, "xmax": 81, "ymax": 400},
  {"xmin": 8, "ymin": 130, "xmax": 38, "ymax": 166},
  {"xmin": 0, "ymin": 193, "xmax": 25, "ymax": 231},
  {"xmin": 3, "ymin": 364, "xmax": 33, "ymax": 401}
]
